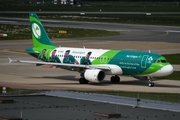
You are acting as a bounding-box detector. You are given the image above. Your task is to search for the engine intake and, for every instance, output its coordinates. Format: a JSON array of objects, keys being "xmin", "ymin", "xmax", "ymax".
[{"xmin": 84, "ymin": 69, "xmax": 105, "ymax": 82}]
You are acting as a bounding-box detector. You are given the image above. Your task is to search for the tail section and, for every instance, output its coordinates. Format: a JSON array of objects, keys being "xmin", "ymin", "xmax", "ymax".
[
  {"xmin": 26, "ymin": 13, "xmax": 56, "ymax": 59},
  {"xmin": 29, "ymin": 13, "xmax": 55, "ymax": 47}
]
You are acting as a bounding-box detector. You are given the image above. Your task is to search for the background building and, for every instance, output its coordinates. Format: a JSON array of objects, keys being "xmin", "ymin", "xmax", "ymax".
[{"xmin": 54, "ymin": 0, "xmax": 74, "ymax": 5}]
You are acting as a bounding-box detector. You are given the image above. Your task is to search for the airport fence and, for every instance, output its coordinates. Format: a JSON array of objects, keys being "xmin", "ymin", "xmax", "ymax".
[
  {"xmin": 115, "ymin": 92, "xmax": 180, "ymax": 105},
  {"xmin": 72, "ymin": 90, "xmax": 180, "ymax": 105}
]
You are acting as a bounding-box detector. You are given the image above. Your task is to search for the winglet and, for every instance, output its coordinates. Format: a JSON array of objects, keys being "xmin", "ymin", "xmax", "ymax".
[
  {"xmin": 8, "ymin": 57, "xmax": 13, "ymax": 63},
  {"xmin": 8, "ymin": 57, "xmax": 18, "ymax": 63}
]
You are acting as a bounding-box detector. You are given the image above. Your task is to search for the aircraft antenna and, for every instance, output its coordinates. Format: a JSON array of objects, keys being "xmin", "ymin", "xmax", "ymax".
[
  {"xmin": 83, "ymin": 46, "xmax": 85, "ymax": 49},
  {"xmin": 149, "ymin": 50, "xmax": 151, "ymax": 53}
]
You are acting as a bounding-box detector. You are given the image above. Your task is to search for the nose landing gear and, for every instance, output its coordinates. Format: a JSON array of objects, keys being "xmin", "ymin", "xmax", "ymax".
[
  {"xmin": 148, "ymin": 76, "xmax": 154, "ymax": 87},
  {"xmin": 148, "ymin": 82, "xmax": 154, "ymax": 87}
]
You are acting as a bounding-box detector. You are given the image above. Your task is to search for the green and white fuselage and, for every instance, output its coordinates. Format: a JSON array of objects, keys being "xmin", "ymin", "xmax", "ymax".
[
  {"xmin": 17, "ymin": 13, "xmax": 173, "ymax": 87},
  {"xmin": 28, "ymin": 47, "xmax": 173, "ymax": 76}
]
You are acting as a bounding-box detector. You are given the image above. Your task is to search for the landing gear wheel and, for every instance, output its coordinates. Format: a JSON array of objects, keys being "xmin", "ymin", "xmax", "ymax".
[
  {"xmin": 111, "ymin": 76, "xmax": 116, "ymax": 83},
  {"xmin": 147, "ymin": 76, "xmax": 154, "ymax": 87},
  {"xmin": 111, "ymin": 75, "xmax": 120, "ymax": 83},
  {"xmin": 148, "ymin": 82, "xmax": 154, "ymax": 87},
  {"xmin": 79, "ymin": 78, "xmax": 89, "ymax": 84}
]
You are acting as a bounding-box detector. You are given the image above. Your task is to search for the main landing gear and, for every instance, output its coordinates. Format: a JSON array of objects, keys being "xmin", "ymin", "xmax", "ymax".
[
  {"xmin": 79, "ymin": 73, "xmax": 89, "ymax": 84},
  {"xmin": 111, "ymin": 75, "xmax": 120, "ymax": 83},
  {"xmin": 79, "ymin": 78, "xmax": 89, "ymax": 84}
]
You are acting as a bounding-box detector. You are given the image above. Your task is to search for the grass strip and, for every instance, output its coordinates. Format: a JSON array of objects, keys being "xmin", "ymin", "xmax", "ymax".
[
  {"xmin": 0, "ymin": 24, "xmax": 119, "ymax": 40},
  {"xmin": 163, "ymin": 54, "xmax": 180, "ymax": 64},
  {"xmin": 0, "ymin": 87, "xmax": 44, "ymax": 95},
  {"xmin": 155, "ymin": 71, "xmax": 180, "ymax": 80}
]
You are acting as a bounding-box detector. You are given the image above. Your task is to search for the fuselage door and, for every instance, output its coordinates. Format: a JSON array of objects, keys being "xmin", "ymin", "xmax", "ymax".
[{"xmin": 141, "ymin": 55, "xmax": 148, "ymax": 68}]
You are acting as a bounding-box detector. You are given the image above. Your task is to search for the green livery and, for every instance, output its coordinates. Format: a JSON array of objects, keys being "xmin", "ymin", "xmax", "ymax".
[{"xmin": 23, "ymin": 13, "xmax": 173, "ymax": 87}]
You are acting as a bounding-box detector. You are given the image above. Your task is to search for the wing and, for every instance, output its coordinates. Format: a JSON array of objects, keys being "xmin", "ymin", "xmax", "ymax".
[{"xmin": 8, "ymin": 58, "xmax": 111, "ymax": 71}]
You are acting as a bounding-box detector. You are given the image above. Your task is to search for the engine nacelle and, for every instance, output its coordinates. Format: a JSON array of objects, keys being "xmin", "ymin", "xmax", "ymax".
[
  {"xmin": 104, "ymin": 65, "xmax": 123, "ymax": 75},
  {"xmin": 84, "ymin": 69, "xmax": 105, "ymax": 82}
]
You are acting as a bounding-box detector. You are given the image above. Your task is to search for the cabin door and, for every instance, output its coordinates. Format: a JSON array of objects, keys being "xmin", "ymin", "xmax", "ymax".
[{"xmin": 141, "ymin": 55, "xmax": 148, "ymax": 68}]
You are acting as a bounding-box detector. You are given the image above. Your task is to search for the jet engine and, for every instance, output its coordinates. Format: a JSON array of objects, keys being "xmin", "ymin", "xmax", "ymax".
[{"xmin": 84, "ymin": 69, "xmax": 105, "ymax": 82}]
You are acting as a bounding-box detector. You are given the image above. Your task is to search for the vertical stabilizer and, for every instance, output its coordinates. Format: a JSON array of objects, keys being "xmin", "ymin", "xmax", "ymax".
[{"xmin": 29, "ymin": 13, "xmax": 55, "ymax": 47}]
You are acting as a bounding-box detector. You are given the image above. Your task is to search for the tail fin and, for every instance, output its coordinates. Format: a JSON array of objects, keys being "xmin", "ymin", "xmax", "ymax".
[{"xmin": 29, "ymin": 13, "xmax": 55, "ymax": 47}]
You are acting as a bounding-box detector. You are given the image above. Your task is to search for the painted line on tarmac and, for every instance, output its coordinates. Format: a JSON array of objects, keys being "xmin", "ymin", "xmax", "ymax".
[
  {"xmin": 132, "ymin": 31, "xmax": 168, "ymax": 39},
  {"xmin": 0, "ymin": 72, "xmax": 31, "ymax": 77},
  {"xmin": 0, "ymin": 49, "xmax": 28, "ymax": 55},
  {"xmin": 168, "ymin": 30, "xmax": 180, "ymax": 33}
]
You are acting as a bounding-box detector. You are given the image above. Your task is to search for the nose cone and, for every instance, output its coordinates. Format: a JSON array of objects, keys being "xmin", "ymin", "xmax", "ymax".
[{"xmin": 159, "ymin": 64, "xmax": 174, "ymax": 76}]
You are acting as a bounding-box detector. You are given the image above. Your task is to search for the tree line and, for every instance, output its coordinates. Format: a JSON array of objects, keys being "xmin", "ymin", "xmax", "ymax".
[{"xmin": 1, "ymin": 0, "xmax": 180, "ymax": 2}]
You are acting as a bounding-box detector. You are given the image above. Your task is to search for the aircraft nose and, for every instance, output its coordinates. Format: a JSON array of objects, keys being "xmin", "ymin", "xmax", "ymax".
[{"xmin": 160, "ymin": 64, "xmax": 174, "ymax": 76}]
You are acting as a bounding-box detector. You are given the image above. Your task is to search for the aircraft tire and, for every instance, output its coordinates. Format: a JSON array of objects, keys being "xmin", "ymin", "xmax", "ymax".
[
  {"xmin": 148, "ymin": 82, "xmax": 154, "ymax": 87},
  {"xmin": 79, "ymin": 78, "xmax": 89, "ymax": 84},
  {"xmin": 111, "ymin": 76, "xmax": 115, "ymax": 83},
  {"xmin": 115, "ymin": 75, "xmax": 120, "ymax": 83},
  {"xmin": 111, "ymin": 76, "xmax": 120, "ymax": 83}
]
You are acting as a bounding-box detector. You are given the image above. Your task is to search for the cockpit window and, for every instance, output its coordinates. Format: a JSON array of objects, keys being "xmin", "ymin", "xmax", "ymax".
[
  {"xmin": 161, "ymin": 60, "xmax": 167, "ymax": 63},
  {"xmin": 154, "ymin": 60, "xmax": 168, "ymax": 63}
]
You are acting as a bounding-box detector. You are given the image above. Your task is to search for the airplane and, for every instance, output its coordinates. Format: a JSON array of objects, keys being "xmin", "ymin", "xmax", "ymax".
[{"xmin": 9, "ymin": 13, "xmax": 174, "ymax": 87}]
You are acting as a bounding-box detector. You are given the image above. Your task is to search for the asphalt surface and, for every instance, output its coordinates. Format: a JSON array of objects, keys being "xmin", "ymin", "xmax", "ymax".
[{"xmin": 0, "ymin": 17, "xmax": 180, "ymax": 119}]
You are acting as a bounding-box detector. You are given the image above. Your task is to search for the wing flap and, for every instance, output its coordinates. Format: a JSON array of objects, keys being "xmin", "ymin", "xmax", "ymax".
[{"xmin": 8, "ymin": 58, "xmax": 111, "ymax": 70}]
